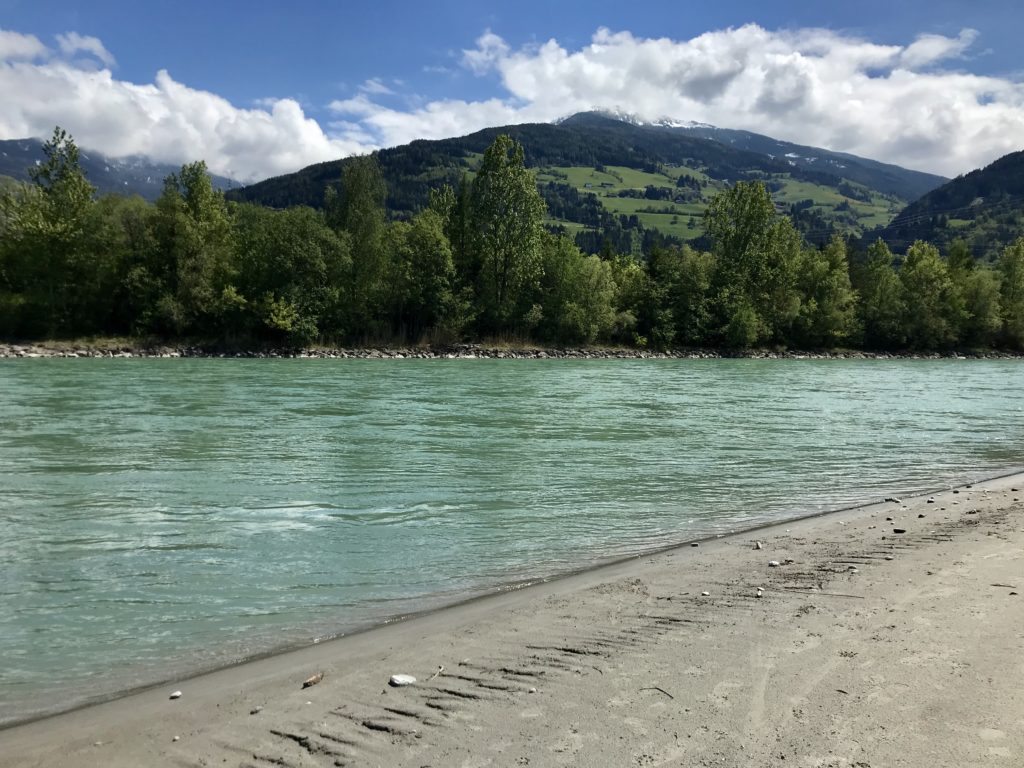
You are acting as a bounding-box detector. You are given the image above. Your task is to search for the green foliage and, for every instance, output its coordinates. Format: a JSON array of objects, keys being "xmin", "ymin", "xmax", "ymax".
[
  {"xmin": 469, "ymin": 135, "xmax": 547, "ymax": 332},
  {"xmin": 957, "ymin": 267, "xmax": 1002, "ymax": 347},
  {"xmin": 231, "ymin": 204, "xmax": 350, "ymax": 344},
  {"xmin": 793, "ymin": 236, "xmax": 859, "ymax": 347},
  {"xmin": 535, "ymin": 234, "xmax": 617, "ymax": 344},
  {"xmin": 387, "ymin": 209, "xmax": 466, "ymax": 340},
  {"xmin": 149, "ymin": 161, "xmax": 235, "ymax": 333},
  {"xmin": 999, "ymin": 238, "xmax": 1024, "ymax": 349},
  {"xmin": 0, "ymin": 127, "xmax": 109, "ymax": 336},
  {"xmin": 880, "ymin": 150, "xmax": 1024, "ymax": 259},
  {"xmin": 329, "ymin": 155, "xmax": 388, "ymax": 335},
  {"xmin": 0, "ymin": 128, "xmax": 1020, "ymax": 353},
  {"xmin": 856, "ymin": 239, "xmax": 906, "ymax": 349},
  {"xmin": 706, "ymin": 181, "xmax": 802, "ymax": 346},
  {"xmin": 899, "ymin": 241, "xmax": 958, "ymax": 349},
  {"xmin": 648, "ymin": 245, "xmax": 716, "ymax": 345}
]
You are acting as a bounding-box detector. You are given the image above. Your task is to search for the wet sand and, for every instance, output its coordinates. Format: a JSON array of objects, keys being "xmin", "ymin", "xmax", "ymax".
[{"xmin": 2, "ymin": 472, "xmax": 1022, "ymax": 767}]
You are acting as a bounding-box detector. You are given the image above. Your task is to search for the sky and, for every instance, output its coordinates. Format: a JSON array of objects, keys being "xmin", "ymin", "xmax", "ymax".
[{"xmin": 1, "ymin": 0, "xmax": 1022, "ymax": 182}]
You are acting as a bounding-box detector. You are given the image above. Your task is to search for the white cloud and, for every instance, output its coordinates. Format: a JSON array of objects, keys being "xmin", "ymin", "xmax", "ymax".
[
  {"xmin": 359, "ymin": 77, "xmax": 394, "ymax": 96},
  {"xmin": 0, "ymin": 29, "xmax": 47, "ymax": 60},
  {"xmin": 0, "ymin": 28, "xmax": 371, "ymax": 182},
  {"xmin": 333, "ymin": 25, "xmax": 1024, "ymax": 177},
  {"xmin": 56, "ymin": 32, "xmax": 116, "ymax": 68},
  {"xmin": 461, "ymin": 31, "xmax": 510, "ymax": 75},
  {"xmin": 900, "ymin": 28, "xmax": 978, "ymax": 69},
  {"xmin": 2, "ymin": 24, "xmax": 1022, "ymax": 182}
]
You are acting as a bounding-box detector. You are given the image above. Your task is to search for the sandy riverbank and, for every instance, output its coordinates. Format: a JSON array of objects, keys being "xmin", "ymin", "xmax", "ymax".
[{"xmin": 2, "ymin": 473, "xmax": 1022, "ymax": 767}]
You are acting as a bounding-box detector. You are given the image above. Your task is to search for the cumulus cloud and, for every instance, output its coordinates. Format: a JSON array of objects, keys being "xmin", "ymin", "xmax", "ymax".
[
  {"xmin": 56, "ymin": 32, "xmax": 116, "ymax": 68},
  {"xmin": 0, "ymin": 29, "xmax": 47, "ymax": 60},
  {"xmin": 900, "ymin": 28, "xmax": 978, "ymax": 69},
  {"xmin": 0, "ymin": 27, "xmax": 371, "ymax": 182},
  {"xmin": 3, "ymin": 24, "xmax": 1023, "ymax": 181},
  {"xmin": 462, "ymin": 31, "xmax": 510, "ymax": 75},
  {"xmin": 333, "ymin": 25, "xmax": 1024, "ymax": 177}
]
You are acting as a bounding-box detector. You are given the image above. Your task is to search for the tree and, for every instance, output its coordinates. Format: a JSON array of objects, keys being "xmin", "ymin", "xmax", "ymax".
[
  {"xmin": 430, "ymin": 175, "xmax": 473, "ymax": 287},
  {"xmin": 0, "ymin": 127, "xmax": 103, "ymax": 336},
  {"xmin": 328, "ymin": 155, "xmax": 388, "ymax": 337},
  {"xmin": 648, "ymin": 244, "xmax": 715, "ymax": 345},
  {"xmin": 232, "ymin": 204, "xmax": 350, "ymax": 344},
  {"xmin": 387, "ymin": 209, "xmax": 466, "ymax": 341},
  {"xmin": 999, "ymin": 237, "xmax": 1024, "ymax": 349},
  {"xmin": 706, "ymin": 180, "xmax": 801, "ymax": 346},
  {"xmin": 856, "ymin": 239, "xmax": 905, "ymax": 349},
  {"xmin": 793, "ymin": 235, "xmax": 859, "ymax": 347},
  {"xmin": 469, "ymin": 135, "xmax": 546, "ymax": 333},
  {"xmin": 946, "ymin": 239, "xmax": 974, "ymax": 276},
  {"xmin": 150, "ymin": 161, "xmax": 235, "ymax": 334},
  {"xmin": 957, "ymin": 267, "xmax": 1002, "ymax": 348},
  {"xmin": 536, "ymin": 234, "xmax": 616, "ymax": 344},
  {"xmin": 900, "ymin": 241, "xmax": 957, "ymax": 349}
]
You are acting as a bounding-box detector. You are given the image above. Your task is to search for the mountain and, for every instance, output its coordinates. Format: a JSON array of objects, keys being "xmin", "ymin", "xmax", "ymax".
[
  {"xmin": 866, "ymin": 149, "xmax": 1024, "ymax": 259},
  {"xmin": 227, "ymin": 112, "xmax": 948, "ymax": 253},
  {"xmin": 0, "ymin": 138, "xmax": 238, "ymax": 200},
  {"xmin": 566, "ymin": 110, "xmax": 945, "ymax": 201}
]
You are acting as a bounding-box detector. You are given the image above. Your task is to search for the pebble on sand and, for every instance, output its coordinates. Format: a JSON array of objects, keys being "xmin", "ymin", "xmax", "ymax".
[
  {"xmin": 302, "ymin": 672, "xmax": 324, "ymax": 689},
  {"xmin": 169, "ymin": 690, "xmax": 182, "ymax": 700},
  {"xmin": 389, "ymin": 674, "xmax": 417, "ymax": 687}
]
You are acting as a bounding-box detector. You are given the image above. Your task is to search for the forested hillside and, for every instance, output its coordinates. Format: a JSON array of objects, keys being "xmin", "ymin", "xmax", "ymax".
[
  {"xmin": 228, "ymin": 113, "xmax": 945, "ymax": 254},
  {"xmin": 3, "ymin": 128, "xmax": 1023, "ymax": 353},
  {"xmin": 869, "ymin": 150, "xmax": 1024, "ymax": 259}
]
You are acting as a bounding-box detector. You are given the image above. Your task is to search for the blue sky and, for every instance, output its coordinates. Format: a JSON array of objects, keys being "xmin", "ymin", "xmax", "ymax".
[{"xmin": 1, "ymin": 1, "xmax": 1022, "ymax": 180}]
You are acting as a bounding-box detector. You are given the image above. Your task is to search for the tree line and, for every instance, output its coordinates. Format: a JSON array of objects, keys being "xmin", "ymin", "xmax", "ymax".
[{"xmin": 2, "ymin": 128, "xmax": 1023, "ymax": 350}]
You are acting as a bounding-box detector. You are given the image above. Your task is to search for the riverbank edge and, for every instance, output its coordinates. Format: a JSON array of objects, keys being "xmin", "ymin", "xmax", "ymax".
[
  {"xmin": 2, "ymin": 466, "xmax": 1021, "ymax": 743},
  {"xmin": 2, "ymin": 339, "xmax": 1023, "ymax": 360}
]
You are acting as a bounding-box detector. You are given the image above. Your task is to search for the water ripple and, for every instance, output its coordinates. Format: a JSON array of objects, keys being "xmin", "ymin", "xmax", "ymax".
[{"xmin": 0, "ymin": 357, "xmax": 1022, "ymax": 724}]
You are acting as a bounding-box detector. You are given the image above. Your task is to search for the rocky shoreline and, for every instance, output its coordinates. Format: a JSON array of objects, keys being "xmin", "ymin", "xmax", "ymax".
[
  {"xmin": 1, "ymin": 341, "xmax": 1021, "ymax": 360},
  {"xmin": 2, "ymin": 341, "xmax": 1022, "ymax": 360}
]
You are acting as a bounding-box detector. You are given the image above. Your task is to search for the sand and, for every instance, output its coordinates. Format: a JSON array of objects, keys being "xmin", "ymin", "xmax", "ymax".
[{"xmin": 2, "ymin": 473, "xmax": 1022, "ymax": 767}]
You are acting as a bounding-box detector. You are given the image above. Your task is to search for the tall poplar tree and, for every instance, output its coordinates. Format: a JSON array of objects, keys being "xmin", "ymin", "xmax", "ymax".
[
  {"xmin": 328, "ymin": 155, "xmax": 388, "ymax": 337},
  {"xmin": 468, "ymin": 135, "xmax": 546, "ymax": 333}
]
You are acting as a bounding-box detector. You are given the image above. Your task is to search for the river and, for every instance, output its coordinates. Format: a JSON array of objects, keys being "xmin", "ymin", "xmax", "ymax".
[{"xmin": 0, "ymin": 358, "xmax": 1021, "ymax": 724}]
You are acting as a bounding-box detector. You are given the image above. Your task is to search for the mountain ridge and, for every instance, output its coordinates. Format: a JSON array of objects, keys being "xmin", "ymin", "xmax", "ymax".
[
  {"xmin": 0, "ymin": 138, "xmax": 238, "ymax": 200},
  {"xmin": 227, "ymin": 112, "xmax": 947, "ymax": 252},
  {"xmin": 865, "ymin": 149, "xmax": 1024, "ymax": 258}
]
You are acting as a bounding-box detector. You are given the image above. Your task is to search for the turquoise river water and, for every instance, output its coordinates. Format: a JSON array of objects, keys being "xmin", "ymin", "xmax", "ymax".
[{"xmin": 0, "ymin": 358, "xmax": 1022, "ymax": 725}]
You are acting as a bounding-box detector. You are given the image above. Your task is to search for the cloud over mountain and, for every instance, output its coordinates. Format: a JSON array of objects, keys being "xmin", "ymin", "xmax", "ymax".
[
  {"xmin": 0, "ymin": 28, "xmax": 365, "ymax": 182},
  {"xmin": 334, "ymin": 25, "xmax": 1024, "ymax": 178},
  {"xmin": 2, "ymin": 24, "xmax": 1023, "ymax": 181}
]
